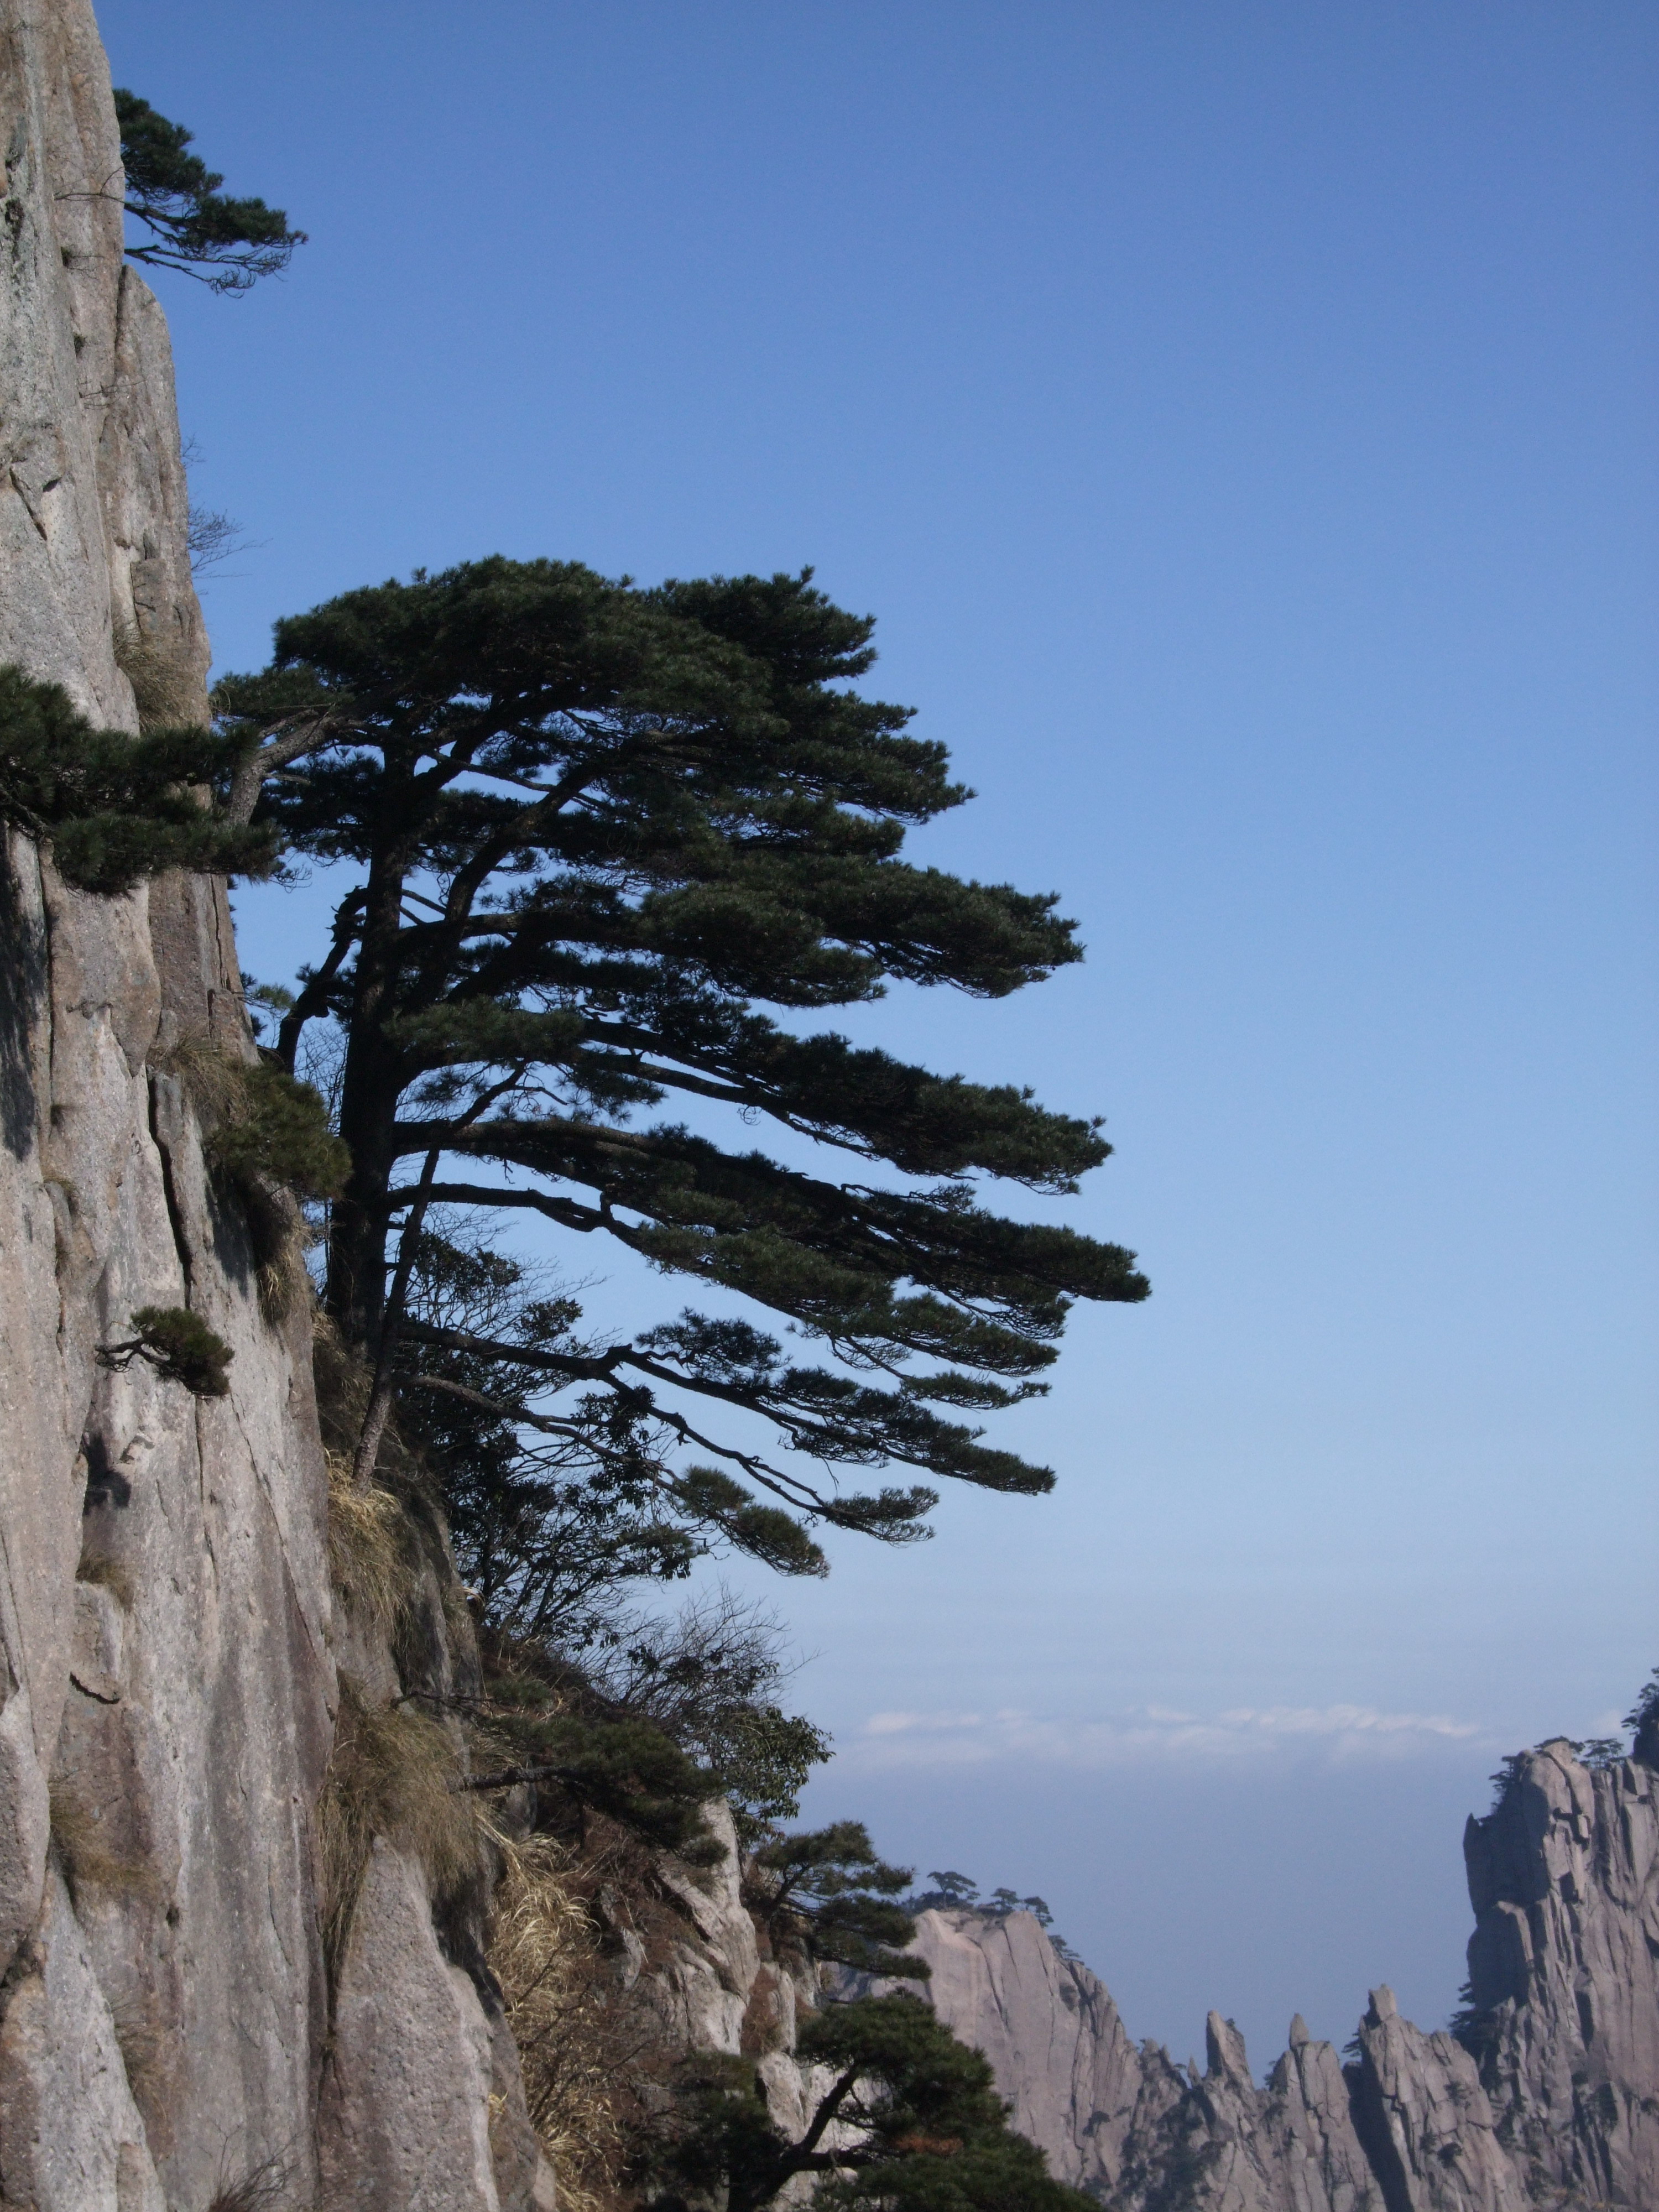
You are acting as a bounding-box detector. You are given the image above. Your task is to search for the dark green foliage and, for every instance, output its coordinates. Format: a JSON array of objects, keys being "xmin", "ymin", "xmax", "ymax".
[
  {"xmin": 1576, "ymin": 1738, "xmax": 1625, "ymax": 1770},
  {"xmin": 905, "ymin": 1874, "xmax": 1072, "ymax": 1958},
  {"xmin": 1625, "ymin": 1667, "xmax": 1659, "ymax": 1766},
  {"xmin": 655, "ymin": 1994, "xmax": 1094, "ymax": 2212},
  {"xmin": 715, "ymin": 1704, "xmax": 832, "ymax": 1843},
  {"xmin": 219, "ymin": 557, "xmax": 1147, "ymax": 1563},
  {"xmin": 748, "ymin": 1822, "xmax": 926, "ymax": 1980},
  {"xmin": 206, "ymin": 1057, "xmax": 351, "ymax": 1199},
  {"xmin": 98, "ymin": 1306, "xmax": 233, "ymax": 1397},
  {"xmin": 114, "ymin": 91, "xmax": 306, "ymax": 292},
  {"xmin": 0, "ymin": 666, "xmax": 273, "ymax": 893},
  {"xmin": 1485, "ymin": 1752, "xmax": 1528, "ymax": 1812},
  {"xmin": 671, "ymin": 1468, "xmax": 828, "ymax": 1578},
  {"xmin": 469, "ymin": 1645, "xmax": 718, "ymax": 1859},
  {"xmin": 592, "ymin": 1593, "xmax": 831, "ymax": 1841},
  {"xmin": 911, "ymin": 1872, "xmax": 979, "ymax": 1909},
  {"xmin": 1448, "ymin": 1977, "xmax": 1499, "ymax": 2063}
]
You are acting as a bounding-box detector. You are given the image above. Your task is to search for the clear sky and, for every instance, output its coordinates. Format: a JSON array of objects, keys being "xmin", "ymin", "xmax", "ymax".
[{"xmin": 96, "ymin": 0, "xmax": 1658, "ymax": 2062}]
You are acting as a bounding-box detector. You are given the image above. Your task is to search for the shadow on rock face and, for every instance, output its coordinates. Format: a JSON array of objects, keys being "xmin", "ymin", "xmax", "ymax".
[
  {"xmin": 0, "ymin": 840, "xmax": 44, "ymax": 1161},
  {"xmin": 81, "ymin": 1434, "xmax": 133, "ymax": 1514}
]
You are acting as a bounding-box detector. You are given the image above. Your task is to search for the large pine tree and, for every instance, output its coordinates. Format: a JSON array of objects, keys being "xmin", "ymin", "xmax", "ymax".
[{"xmin": 218, "ymin": 558, "xmax": 1146, "ymax": 1564}]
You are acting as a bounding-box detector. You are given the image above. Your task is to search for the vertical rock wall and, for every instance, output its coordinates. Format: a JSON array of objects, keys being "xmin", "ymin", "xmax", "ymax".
[
  {"xmin": 0, "ymin": 7, "xmax": 552, "ymax": 2208},
  {"xmin": 0, "ymin": 6, "xmax": 335, "ymax": 2204},
  {"xmin": 895, "ymin": 1739, "xmax": 1659, "ymax": 2208},
  {"xmin": 1464, "ymin": 1739, "xmax": 1659, "ymax": 2206}
]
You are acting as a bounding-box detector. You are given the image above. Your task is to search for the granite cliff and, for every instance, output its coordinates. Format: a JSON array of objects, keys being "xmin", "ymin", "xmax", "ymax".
[
  {"xmin": 0, "ymin": 3, "xmax": 555, "ymax": 2202},
  {"xmin": 885, "ymin": 1735, "xmax": 1659, "ymax": 2208},
  {"xmin": 0, "ymin": 33, "xmax": 870, "ymax": 2210}
]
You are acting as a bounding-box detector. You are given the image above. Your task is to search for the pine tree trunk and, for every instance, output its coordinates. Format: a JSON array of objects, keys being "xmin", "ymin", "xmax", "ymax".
[{"xmin": 324, "ymin": 844, "xmax": 410, "ymax": 1348}]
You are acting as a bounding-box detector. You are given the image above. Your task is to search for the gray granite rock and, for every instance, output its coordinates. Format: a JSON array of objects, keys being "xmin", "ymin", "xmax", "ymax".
[
  {"xmin": 1461, "ymin": 1740, "xmax": 1659, "ymax": 2206},
  {"xmin": 900, "ymin": 1906, "xmax": 1147, "ymax": 2194},
  {"xmin": 894, "ymin": 1739, "xmax": 1659, "ymax": 2209},
  {"xmin": 1351, "ymin": 1985, "xmax": 1525, "ymax": 2212},
  {"xmin": 0, "ymin": 1867, "xmax": 166, "ymax": 2212},
  {"xmin": 319, "ymin": 1840, "xmax": 505, "ymax": 2212},
  {"xmin": 0, "ymin": 7, "xmax": 551, "ymax": 2206}
]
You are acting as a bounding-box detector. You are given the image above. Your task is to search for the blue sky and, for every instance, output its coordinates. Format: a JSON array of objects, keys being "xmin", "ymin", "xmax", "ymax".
[{"xmin": 97, "ymin": 0, "xmax": 1658, "ymax": 2059}]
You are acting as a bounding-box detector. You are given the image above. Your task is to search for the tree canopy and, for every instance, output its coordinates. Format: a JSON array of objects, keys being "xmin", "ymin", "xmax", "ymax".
[
  {"xmin": 657, "ymin": 1993, "xmax": 1094, "ymax": 2212},
  {"xmin": 217, "ymin": 556, "xmax": 1147, "ymax": 1572},
  {"xmin": 114, "ymin": 90, "xmax": 306, "ymax": 291},
  {"xmin": 746, "ymin": 1819, "xmax": 925, "ymax": 1980}
]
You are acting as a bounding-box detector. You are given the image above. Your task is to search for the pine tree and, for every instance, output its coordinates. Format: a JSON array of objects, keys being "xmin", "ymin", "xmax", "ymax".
[
  {"xmin": 216, "ymin": 558, "xmax": 1148, "ymax": 1564},
  {"xmin": 114, "ymin": 91, "xmax": 306, "ymax": 292},
  {"xmin": 658, "ymin": 1992, "xmax": 1094, "ymax": 2211},
  {"xmin": 746, "ymin": 1821, "xmax": 925, "ymax": 1979}
]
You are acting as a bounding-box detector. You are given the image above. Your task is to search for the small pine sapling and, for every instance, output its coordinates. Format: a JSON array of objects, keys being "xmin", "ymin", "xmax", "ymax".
[{"xmin": 98, "ymin": 1307, "xmax": 233, "ymax": 1397}]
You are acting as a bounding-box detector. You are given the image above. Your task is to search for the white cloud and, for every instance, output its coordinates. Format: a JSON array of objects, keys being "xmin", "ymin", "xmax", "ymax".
[{"xmin": 841, "ymin": 1700, "xmax": 1485, "ymax": 1772}]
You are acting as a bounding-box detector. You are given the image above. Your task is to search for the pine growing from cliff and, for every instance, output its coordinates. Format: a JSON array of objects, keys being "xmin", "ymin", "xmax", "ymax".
[
  {"xmin": 660, "ymin": 1992, "xmax": 1096, "ymax": 2211},
  {"xmin": 114, "ymin": 91, "xmax": 306, "ymax": 291},
  {"xmin": 218, "ymin": 558, "xmax": 1147, "ymax": 1569}
]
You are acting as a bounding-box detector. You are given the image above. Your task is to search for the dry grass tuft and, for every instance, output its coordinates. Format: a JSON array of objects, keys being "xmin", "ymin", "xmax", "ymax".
[
  {"xmin": 108, "ymin": 1995, "xmax": 168, "ymax": 2113},
  {"xmin": 488, "ymin": 1832, "xmax": 629, "ymax": 2211},
  {"xmin": 325, "ymin": 1452, "xmax": 411, "ymax": 1641},
  {"xmin": 155, "ymin": 1038, "xmax": 338, "ymax": 1321},
  {"xmin": 157, "ymin": 1032, "xmax": 251, "ymax": 1126},
  {"xmin": 76, "ymin": 1552, "xmax": 135, "ymax": 1609},
  {"xmin": 317, "ymin": 1673, "xmax": 483, "ymax": 1992},
  {"xmin": 48, "ymin": 1780, "xmax": 155, "ymax": 1905},
  {"xmin": 204, "ymin": 2153, "xmax": 291, "ymax": 2212},
  {"xmin": 112, "ymin": 620, "xmax": 205, "ymax": 729}
]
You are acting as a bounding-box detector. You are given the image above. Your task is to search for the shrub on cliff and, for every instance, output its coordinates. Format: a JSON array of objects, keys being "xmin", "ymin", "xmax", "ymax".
[
  {"xmin": 747, "ymin": 1821, "xmax": 926, "ymax": 1980},
  {"xmin": 98, "ymin": 1306, "xmax": 233, "ymax": 1397},
  {"xmin": 654, "ymin": 1992, "xmax": 1094, "ymax": 2212}
]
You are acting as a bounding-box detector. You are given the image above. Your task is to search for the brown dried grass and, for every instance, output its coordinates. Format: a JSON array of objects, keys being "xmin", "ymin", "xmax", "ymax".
[
  {"xmin": 108, "ymin": 1994, "xmax": 169, "ymax": 2115},
  {"xmin": 47, "ymin": 1780, "xmax": 156, "ymax": 1905},
  {"xmin": 112, "ymin": 620, "xmax": 206, "ymax": 729},
  {"xmin": 76, "ymin": 1552, "xmax": 135, "ymax": 1609},
  {"xmin": 153, "ymin": 1037, "xmax": 311, "ymax": 1320},
  {"xmin": 488, "ymin": 1833, "xmax": 630, "ymax": 2212},
  {"xmin": 317, "ymin": 1674, "xmax": 483, "ymax": 1994},
  {"xmin": 325, "ymin": 1451, "xmax": 410, "ymax": 1641}
]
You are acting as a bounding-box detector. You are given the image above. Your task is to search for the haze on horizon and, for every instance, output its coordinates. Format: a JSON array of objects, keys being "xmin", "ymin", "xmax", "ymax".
[{"xmin": 97, "ymin": 0, "xmax": 1659, "ymax": 2059}]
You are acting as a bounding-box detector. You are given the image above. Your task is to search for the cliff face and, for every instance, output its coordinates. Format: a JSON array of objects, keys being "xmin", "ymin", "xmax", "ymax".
[
  {"xmin": 898, "ymin": 1738, "xmax": 1658, "ymax": 2209},
  {"xmin": 0, "ymin": 7, "xmax": 550, "ymax": 2205},
  {"xmin": 1464, "ymin": 1739, "xmax": 1659, "ymax": 2207}
]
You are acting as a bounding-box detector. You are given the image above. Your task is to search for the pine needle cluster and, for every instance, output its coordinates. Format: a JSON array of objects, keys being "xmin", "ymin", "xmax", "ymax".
[
  {"xmin": 0, "ymin": 666, "xmax": 273, "ymax": 893},
  {"xmin": 114, "ymin": 90, "xmax": 306, "ymax": 293},
  {"xmin": 97, "ymin": 1305, "xmax": 233, "ymax": 1397},
  {"xmin": 658, "ymin": 1992, "xmax": 1094, "ymax": 2211}
]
